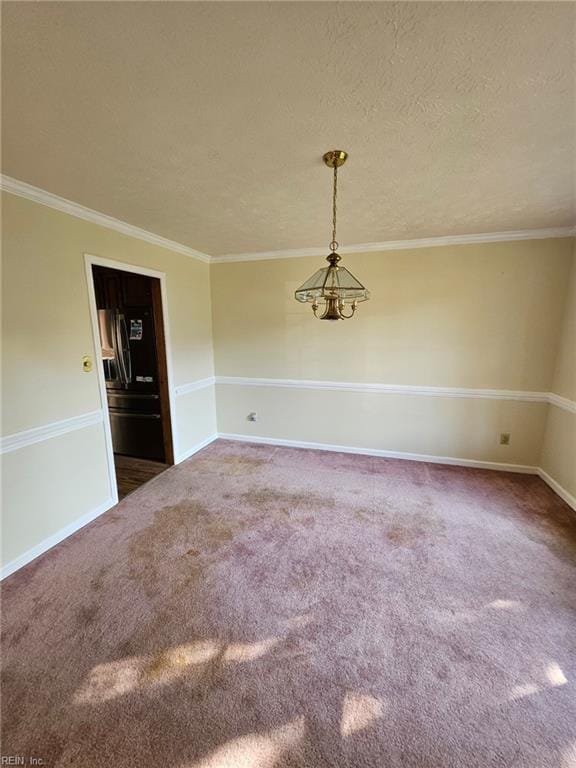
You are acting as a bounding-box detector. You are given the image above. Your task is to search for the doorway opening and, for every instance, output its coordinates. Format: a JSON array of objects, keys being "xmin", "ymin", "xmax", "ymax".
[{"xmin": 90, "ymin": 262, "xmax": 174, "ymax": 500}]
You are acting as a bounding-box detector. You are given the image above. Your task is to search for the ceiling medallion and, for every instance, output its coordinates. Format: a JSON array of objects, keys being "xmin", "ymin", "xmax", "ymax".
[{"xmin": 295, "ymin": 150, "xmax": 370, "ymax": 320}]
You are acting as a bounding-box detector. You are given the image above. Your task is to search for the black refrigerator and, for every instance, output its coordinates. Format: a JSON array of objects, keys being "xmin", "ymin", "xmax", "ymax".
[{"xmin": 94, "ymin": 266, "xmax": 166, "ymax": 462}]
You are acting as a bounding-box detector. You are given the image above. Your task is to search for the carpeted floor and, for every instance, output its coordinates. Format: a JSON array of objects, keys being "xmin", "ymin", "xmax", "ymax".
[{"xmin": 2, "ymin": 440, "xmax": 576, "ymax": 768}]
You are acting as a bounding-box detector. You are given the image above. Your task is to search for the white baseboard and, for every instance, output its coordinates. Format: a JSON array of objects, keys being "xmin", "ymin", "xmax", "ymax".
[
  {"xmin": 4, "ymin": 434, "xmax": 572, "ymax": 580},
  {"xmin": 537, "ymin": 468, "xmax": 576, "ymax": 511},
  {"xmin": 1, "ymin": 496, "xmax": 116, "ymax": 580},
  {"xmin": 219, "ymin": 433, "xmax": 576, "ymax": 510},
  {"xmin": 174, "ymin": 433, "xmax": 218, "ymax": 464},
  {"xmin": 217, "ymin": 433, "xmax": 538, "ymax": 474},
  {"xmin": 2, "ymin": 433, "xmax": 218, "ymax": 580}
]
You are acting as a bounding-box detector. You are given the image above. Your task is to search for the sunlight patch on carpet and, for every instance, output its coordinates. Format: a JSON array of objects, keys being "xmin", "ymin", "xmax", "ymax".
[
  {"xmin": 340, "ymin": 692, "xmax": 385, "ymax": 737},
  {"xmin": 546, "ymin": 661, "xmax": 567, "ymax": 686},
  {"xmin": 223, "ymin": 637, "xmax": 279, "ymax": 663},
  {"xmin": 561, "ymin": 741, "xmax": 576, "ymax": 768},
  {"xmin": 509, "ymin": 683, "xmax": 540, "ymax": 701},
  {"xmin": 509, "ymin": 661, "xmax": 567, "ymax": 702},
  {"xmin": 486, "ymin": 599, "xmax": 524, "ymax": 612},
  {"xmin": 74, "ymin": 637, "xmax": 280, "ymax": 703},
  {"xmin": 192, "ymin": 717, "xmax": 306, "ymax": 768}
]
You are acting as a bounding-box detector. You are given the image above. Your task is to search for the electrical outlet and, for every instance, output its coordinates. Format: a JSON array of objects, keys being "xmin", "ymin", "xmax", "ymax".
[
  {"xmin": 247, "ymin": 412, "xmax": 257, "ymax": 422},
  {"xmin": 499, "ymin": 433, "xmax": 511, "ymax": 446}
]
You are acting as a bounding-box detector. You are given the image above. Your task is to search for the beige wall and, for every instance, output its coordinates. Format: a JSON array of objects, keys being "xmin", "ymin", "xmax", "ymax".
[
  {"xmin": 2, "ymin": 193, "xmax": 214, "ymax": 434},
  {"xmin": 1, "ymin": 192, "xmax": 216, "ymax": 567},
  {"xmin": 541, "ymin": 406, "xmax": 576, "ymax": 499},
  {"xmin": 541, "ymin": 243, "xmax": 576, "ymax": 498},
  {"xmin": 212, "ymin": 239, "xmax": 572, "ymax": 389},
  {"xmin": 216, "ymin": 385, "xmax": 548, "ymax": 468},
  {"xmin": 549, "ymin": 241, "xmax": 576, "ymax": 403},
  {"xmin": 2, "ymin": 425, "xmax": 110, "ymax": 565},
  {"xmin": 2, "ymin": 191, "xmax": 574, "ymax": 571},
  {"xmin": 212, "ymin": 238, "xmax": 574, "ymax": 468}
]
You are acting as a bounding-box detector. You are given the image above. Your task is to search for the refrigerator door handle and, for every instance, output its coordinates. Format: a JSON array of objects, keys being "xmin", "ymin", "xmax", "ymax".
[
  {"xmin": 114, "ymin": 311, "xmax": 127, "ymax": 385},
  {"xmin": 118, "ymin": 313, "xmax": 132, "ymax": 384}
]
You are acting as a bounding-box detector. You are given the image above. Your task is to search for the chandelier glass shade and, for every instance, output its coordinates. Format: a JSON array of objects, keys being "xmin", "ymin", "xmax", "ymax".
[
  {"xmin": 294, "ymin": 252, "xmax": 369, "ymax": 320},
  {"xmin": 294, "ymin": 150, "xmax": 370, "ymax": 320}
]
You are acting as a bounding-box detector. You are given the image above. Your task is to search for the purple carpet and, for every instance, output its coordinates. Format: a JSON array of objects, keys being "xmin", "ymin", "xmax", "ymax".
[{"xmin": 2, "ymin": 440, "xmax": 575, "ymax": 767}]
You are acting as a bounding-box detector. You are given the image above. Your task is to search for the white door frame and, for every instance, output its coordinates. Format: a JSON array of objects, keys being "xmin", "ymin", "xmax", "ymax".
[{"xmin": 84, "ymin": 254, "xmax": 179, "ymax": 502}]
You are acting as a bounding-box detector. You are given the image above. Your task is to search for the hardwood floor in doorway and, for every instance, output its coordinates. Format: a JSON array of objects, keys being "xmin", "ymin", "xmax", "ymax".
[{"xmin": 114, "ymin": 455, "xmax": 169, "ymax": 499}]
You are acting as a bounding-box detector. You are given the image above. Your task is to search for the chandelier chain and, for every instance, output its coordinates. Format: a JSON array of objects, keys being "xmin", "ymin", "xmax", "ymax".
[
  {"xmin": 330, "ymin": 165, "xmax": 338, "ymax": 252},
  {"xmin": 294, "ymin": 149, "xmax": 369, "ymax": 321}
]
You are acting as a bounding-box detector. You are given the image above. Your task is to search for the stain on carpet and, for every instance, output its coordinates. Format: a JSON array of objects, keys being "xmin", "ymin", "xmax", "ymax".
[
  {"xmin": 385, "ymin": 508, "xmax": 446, "ymax": 548},
  {"xmin": 126, "ymin": 501, "xmax": 241, "ymax": 597},
  {"xmin": 89, "ymin": 565, "xmax": 110, "ymax": 592},
  {"xmin": 1, "ymin": 440, "xmax": 575, "ymax": 768},
  {"xmin": 240, "ymin": 487, "xmax": 336, "ymax": 519},
  {"xmin": 145, "ymin": 648, "xmax": 190, "ymax": 681},
  {"xmin": 192, "ymin": 454, "xmax": 269, "ymax": 475},
  {"xmin": 76, "ymin": 603, "xmax": 99, "ymax": 626}
]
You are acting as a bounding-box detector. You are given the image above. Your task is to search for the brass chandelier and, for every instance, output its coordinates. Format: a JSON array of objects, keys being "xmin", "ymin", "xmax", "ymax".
[{"xmin": 295, "ymin": 150, "xmax": 370, "ymax": 320}]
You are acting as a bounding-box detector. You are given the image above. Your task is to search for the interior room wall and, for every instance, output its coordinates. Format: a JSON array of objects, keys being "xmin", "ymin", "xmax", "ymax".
[
  {"xmin": 2, "ymin": 188, "xmax": 574, "ymax": 578},
  {"xmin": 541, "ymin": 241, "xmax": 576, "ymax": 500},
  {"xmin": 212, "ymin": 238, "xmax": 574, "ymax": 473},
  {"xmin": 1, "ymin": 191, "xmax": 216, "ymax": 573}
]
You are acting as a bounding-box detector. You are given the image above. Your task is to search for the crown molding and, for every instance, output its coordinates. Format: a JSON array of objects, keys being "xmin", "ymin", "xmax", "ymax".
[
  {"xmin": 3, "ymin": 174, "xmax": 573, "ymax": 266},
  {"xmin": 212, "ymin": 227, "xmax": 576, "ymax": 263},
  {"xmin": 0, "ymin": 175, "xmax": 211, "ymax": 263}
]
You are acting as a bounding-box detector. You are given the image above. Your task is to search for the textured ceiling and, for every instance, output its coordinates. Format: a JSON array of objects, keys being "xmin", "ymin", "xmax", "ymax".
[{"xmin": 2, "ymin": 2, "xmax": 574, "ymax": 257}]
